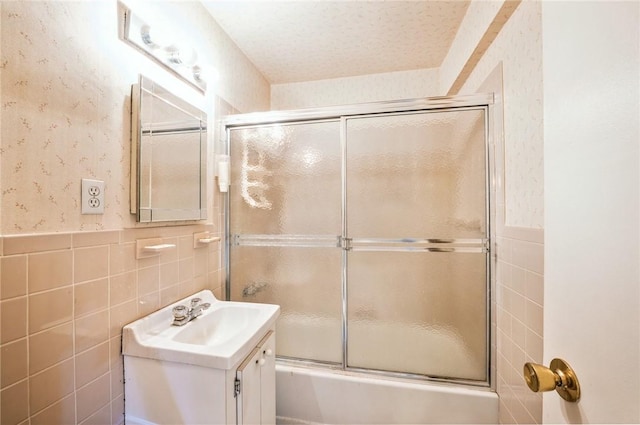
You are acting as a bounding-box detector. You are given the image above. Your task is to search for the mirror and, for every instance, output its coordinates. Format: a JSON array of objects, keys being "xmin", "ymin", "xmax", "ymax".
[{"xmin": 130, "ymin": 75, "xmax": 208, "ymax": 222}]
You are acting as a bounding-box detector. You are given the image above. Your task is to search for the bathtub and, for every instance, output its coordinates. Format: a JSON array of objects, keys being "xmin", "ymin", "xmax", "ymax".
[{"xmin": 276, "ymin": 363, "xmax": 498, "ymax": 424}]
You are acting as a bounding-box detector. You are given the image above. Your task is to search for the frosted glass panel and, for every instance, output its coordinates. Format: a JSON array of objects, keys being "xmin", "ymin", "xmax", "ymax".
[
  {"xmin": 347, "ymin": 251, "xmax": 487, "ymax": 381},
  {"xmin": 230, "ymin": 246, "xmax": 342, "ymax": 364},
  {"xmin": 229, "ymin": 121, "xmax": 341, "ymax": 235},
  {"xmin": 346, "ymin": 110, "xmax": 486, "ymax": 239}
]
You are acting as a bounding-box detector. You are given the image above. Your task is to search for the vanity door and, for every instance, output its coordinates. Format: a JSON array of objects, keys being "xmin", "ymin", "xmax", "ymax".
[{"xmin": 235, "ymin": 332, "xmax": 276, "ymax": 425}]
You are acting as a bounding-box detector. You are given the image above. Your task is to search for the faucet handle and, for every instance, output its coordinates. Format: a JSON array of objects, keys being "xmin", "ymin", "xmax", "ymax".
[
  {"xmin": 172, "ymin": 305, "xmax": 188, "ymax": 320},
  {"xmin": 190, "ymin": 297, "xmax": 202, "ymax": 307}
]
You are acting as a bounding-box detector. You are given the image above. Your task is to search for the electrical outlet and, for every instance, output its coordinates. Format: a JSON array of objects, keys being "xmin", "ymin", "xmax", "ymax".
[{"xmin": 81, "ymin": 179, "xmax": 105, "ymax": 214}]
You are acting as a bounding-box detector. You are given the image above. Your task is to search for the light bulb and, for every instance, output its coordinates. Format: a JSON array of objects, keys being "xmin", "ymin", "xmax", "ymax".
[
  {"xmin": 140, "ymin": 24, "xmax": 153, "ymax": 46},
  {"xmin": 192, "ymin": 65, "xmax": 203, "ymax": 82},
  {"xmin": 197, "ymin": 65, "xmax": 219, "ymax": 84},
  {"xmin": 163, "ymin": 45, "xmax": 198, "ymax": 67},
  {"xmin": 163, "ymin": 44, "xmax": 181, "ymax": 64},
  {"xmin": 138, "ymin": 24, "xmax": 171, "ymax": 49},
  {"xmin": 178, "ymin": 47, "xmax": 198, "ymax": 67}
]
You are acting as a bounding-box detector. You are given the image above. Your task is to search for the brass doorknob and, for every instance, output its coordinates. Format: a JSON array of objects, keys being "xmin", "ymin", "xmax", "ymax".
[{"xmin": 523, "ymin": 358, "xmax": 580, "ymax": 402}]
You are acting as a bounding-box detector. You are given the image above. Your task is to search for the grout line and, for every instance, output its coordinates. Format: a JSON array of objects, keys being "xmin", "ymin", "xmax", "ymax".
[
  {"xmin": 107, "ymin": 240, "xmax": 113, "ymax": 425},
  {"xmin": 71, "ymin": 245, "xmax": 79, "ymax": 425},
  {"xmin": 25, "ymin": 253, "xmax": 31, "ymax": 420}
]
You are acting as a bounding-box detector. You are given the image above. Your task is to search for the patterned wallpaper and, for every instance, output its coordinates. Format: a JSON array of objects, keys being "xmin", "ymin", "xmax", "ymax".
[
  {"xmin": 460, "ymin": 0, "xmax": 543, "ymax": 229},
  {"xmin": 3, "ymin": 2, "xmax": 126, "ymax": 234},
  {"xmin": 0, "ymin": 1, "xmax": 269, "ymax": 236},
  {"xmin": 271, "ymin": 68, "xmax": 440, "ymax": 110}
]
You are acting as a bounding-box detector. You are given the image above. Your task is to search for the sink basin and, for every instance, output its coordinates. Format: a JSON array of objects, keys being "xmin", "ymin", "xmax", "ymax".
[
  {"xmin": 172, "ymin": 304, "xmax": 262, "ymax": 346},
  {"xmin": 122, "ymin": 290, "xmax": 280, "ymax": 370}
]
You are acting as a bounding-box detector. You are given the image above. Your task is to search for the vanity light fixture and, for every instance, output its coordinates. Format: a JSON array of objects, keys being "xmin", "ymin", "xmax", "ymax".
[{"xmin": 118, "ymin": 2, "xmax": 207, "ymax": 93}]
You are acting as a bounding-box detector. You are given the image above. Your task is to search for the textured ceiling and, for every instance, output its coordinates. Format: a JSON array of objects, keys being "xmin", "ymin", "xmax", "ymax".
[{"xmin": 201, "ymin": 1, "xmax": 471, "ymax": 84}]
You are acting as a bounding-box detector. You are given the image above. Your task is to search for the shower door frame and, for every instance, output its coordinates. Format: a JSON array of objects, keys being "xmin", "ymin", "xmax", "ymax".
[{"xmin": 223, "ymin": 93, "xmax": 497, "ymax": 388}]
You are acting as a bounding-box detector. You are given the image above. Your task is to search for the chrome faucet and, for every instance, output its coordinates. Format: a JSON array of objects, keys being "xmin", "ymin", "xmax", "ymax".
[{"xmin": 171, "ymin": 297, "xmax": 211, "ymax": 326}]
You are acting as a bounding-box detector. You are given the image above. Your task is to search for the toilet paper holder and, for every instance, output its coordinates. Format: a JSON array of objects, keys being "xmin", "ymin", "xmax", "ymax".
[{"xmin": 523, "ymin": 358, "xmax": 581, "ymax": 402}]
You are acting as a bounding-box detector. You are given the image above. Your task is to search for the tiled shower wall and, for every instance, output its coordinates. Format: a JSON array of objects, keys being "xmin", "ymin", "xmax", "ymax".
[
  {"xmin": 0, "ymin": 225, "xmax": 223, "ymax": 425},
  {"xmin": 495, "ymin": 229, "xmax": 543, "ymax": 423}
]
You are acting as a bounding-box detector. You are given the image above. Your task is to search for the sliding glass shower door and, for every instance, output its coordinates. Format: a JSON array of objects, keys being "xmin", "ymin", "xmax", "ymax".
[
  {"xmin": 228, "ymin": 120, "xmax": 344, "ymax": 364},
  {"xmin": 344, "ymin": 111, "xmax": 487, "ymax": 381},
  {"xmin": 227, "ymin": 101, "xmax": 490, "ymax": 383}
]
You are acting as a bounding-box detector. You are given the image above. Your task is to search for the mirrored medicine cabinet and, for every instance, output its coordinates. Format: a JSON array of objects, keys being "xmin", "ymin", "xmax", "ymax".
[{"xmin": 130, "ymin": 75, "xmax": 208, "ymax": 222}]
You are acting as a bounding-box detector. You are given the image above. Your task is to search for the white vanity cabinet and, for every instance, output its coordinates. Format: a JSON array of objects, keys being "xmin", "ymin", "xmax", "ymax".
[
  {"xmin": 122, "ymin": 290, "xmax": 280, "ymax": 425},
  {"xmin": 124, "ymin": 327, "xmax": 277, "ymax": 425}
]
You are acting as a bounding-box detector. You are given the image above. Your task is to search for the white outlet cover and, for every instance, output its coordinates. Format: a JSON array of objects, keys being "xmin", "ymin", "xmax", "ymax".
[{"xmin": 81, "ymin": 178, "xmax": 105, "ymax": 214}]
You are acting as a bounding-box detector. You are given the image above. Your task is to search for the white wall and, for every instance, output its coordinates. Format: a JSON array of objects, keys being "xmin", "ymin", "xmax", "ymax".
[{"xmin": 543, "ymin": 1, "xmax": 640, "ymax": 422}]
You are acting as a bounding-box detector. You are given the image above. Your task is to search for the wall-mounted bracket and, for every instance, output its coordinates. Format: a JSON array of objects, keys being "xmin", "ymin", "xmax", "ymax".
[
  {"xmin": 136, "ymin": 237, "xmax": 176, "ymax": 259},
  {"xmin": 193, "ymin": 231, "xmax": 221, "ymax": 248}
]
